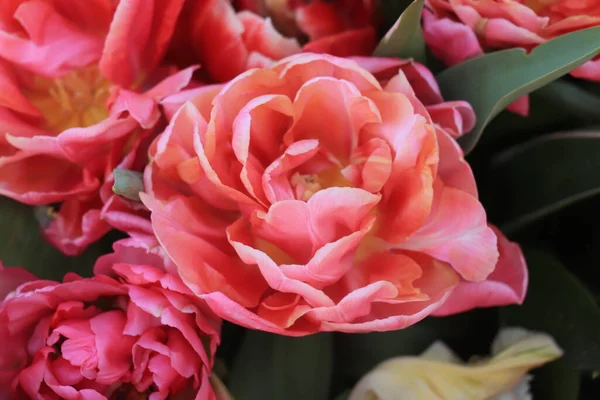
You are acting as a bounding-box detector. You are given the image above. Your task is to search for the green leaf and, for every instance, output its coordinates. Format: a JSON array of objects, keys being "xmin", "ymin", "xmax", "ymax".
[
  {"xmin": 531, "ymin": 358, "xmax": 580, "ymax": 400},
  {"xmin": 228, "ymin": 330, "xmax": 332, "ymax": 400},
  {"xmin": 501, "ymin": 250, "xmax": 600, "ymax": 370},
  {"xmin": 436, "ymin": 26, "xmax": 600, "ymax": 154},
  {"xmin": 373, "ymin": 0, "xmax": 426, "ymax": 63},
  {"xmin": 0, "ymin": 196, "xmax": 109, "ymax": 279},
  {"xmin": 538, "ymin": 80, "xmax": 600, "ymax": 123},
  {"xmin": 483, "ymin": 132, "xmax": 600, "ymax": 234},
  {"xmin": 475, "ymin": 80, "xmax": 600, "ymax": 153},
  {"xmin": 112, "ymin": 168, "xmax": 144, "ymax": 201}
]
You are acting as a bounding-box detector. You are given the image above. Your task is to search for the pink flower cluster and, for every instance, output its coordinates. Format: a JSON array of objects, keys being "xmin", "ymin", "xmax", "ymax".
[
  {"xmin": 0, "ymin": 240, "xmax": 220, "ymax": 399},
  {"xmin": 9, "ymin": 0, "xmax": 594, "ymax": 397}
]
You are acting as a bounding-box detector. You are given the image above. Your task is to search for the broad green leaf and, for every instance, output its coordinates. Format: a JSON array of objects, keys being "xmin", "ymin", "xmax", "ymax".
[
  {"xmin": 437, "ymin": 26, "xmax": 600, "ymax": 154},
  {"xmin": 373, "ymin": 0, "xmax": 426, "ymax": 63},
  {"xmin": 0, "ymin": 196, "xmax": 109, "ymax": 279},
  {"xmin": 538, "ymin": 80, "xmax": 600, "ymax": 123},
  {"xmin": 477, "ymin": 80, "xmax": 600, "ymax": 152},
  {"xmin": 483, "ymin": 132, "xmax": 600, "ymax": 233},
  {"xmin": 501, "ymin": 250, "xmax": 600, "ymax": 370},
  {"xmin": 228, "ymin": 330, "xmax": 332, "ymax": 400},
  {"xmin": 531, "ymin": 359, "xmax": 580, "ymax": 400},
  {"xmin": 113, "ymin": 168, "xmax": 144, "ymax": 201}
]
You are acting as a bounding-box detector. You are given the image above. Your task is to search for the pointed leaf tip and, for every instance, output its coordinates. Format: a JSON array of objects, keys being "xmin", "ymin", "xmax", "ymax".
[
  {"xmin": 437, "ymin": 26, "xmax": 600, "ymax": 154},
  {"xmin": 374, "ymin": 0, "xmax": 426, "ymax": 63}
]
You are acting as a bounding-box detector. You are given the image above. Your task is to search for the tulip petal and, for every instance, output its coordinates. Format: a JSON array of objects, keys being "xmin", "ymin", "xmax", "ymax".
[
  {"xmin": 398, "ymin": 181, "xmax": 498, "ymax": 282},
  {"xmin": 432, "ymin": 225, "xmax": 527, "ymax": 316},
  {"xmin": 348, "ymin": 327, "xmax": 562, "ymax": 400}
]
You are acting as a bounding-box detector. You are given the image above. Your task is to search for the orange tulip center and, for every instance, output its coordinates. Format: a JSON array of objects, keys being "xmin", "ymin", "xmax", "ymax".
[{"xmin": 24, "ymin": 65, "xmax": 111, "ymax": 132}]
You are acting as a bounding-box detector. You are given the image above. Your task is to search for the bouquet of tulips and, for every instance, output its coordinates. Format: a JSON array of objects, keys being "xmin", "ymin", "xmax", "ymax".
[{"xmin": 1, "ymin": 0, "xmax": 599, "ymax": 399}]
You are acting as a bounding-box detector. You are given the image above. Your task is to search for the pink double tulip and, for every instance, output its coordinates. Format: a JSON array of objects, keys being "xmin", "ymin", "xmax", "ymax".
[
  {"xmin": 143, "ymin": 53, "xmax": 527, "ymax": 335},
  {"xmin": 0, "ymin": 0, "xmax": 195, "ymax": 255},
  {"xmin": 0, "ymin": 241, "xmax": 220, "ymax": 400}
]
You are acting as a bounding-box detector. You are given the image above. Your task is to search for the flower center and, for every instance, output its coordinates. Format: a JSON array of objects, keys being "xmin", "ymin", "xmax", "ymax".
[
  {"xmin": 291, "ymin": 167, "xmax": 352, "ymax": 201},
  {"xmin": 24, "ymin": 65, "xmax": 111, "ymax": 132}
]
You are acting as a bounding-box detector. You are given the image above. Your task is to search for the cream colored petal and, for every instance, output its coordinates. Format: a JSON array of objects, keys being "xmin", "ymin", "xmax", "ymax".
[
  {"xmin": 348, "ymin": 328, "xmax": 562, "ymax": 400},
  {"xmin": 490, "ymin": 375, "xmax": 532, "ymax": 400}
]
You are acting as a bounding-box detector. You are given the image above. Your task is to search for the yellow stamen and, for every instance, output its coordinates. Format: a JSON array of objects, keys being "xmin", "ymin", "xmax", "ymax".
[{"xmin": 24, "ymin": 65, "xmax": 111, "ymax": 132}]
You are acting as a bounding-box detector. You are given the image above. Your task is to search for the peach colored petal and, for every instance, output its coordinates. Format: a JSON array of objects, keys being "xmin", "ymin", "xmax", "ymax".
[
  {"xmin": 432, "ymin": 225, "xmax": 528, "ymax": 316},
  {"xmin": 227, "ymin": 217, "xmax": 335, "ymax": 307},
  {"xmin": 274, "ymin": 53, "xmax": 382, "ymax": 94},
  {"xmin": 435, "ymin": 127, "xmax": 478, "ymax": 197},
  {"xmin": 318, "ymin": 259, "xmax": 459, "ymax": 333},
  {"xmin": 255, "ymin": 187, "xmax": 379, "ymax": 255},
  {"xmin": 202, "ymin": 292, "xmax": 316, "ymax": 336},
  {"xmin": 289, "ymin": 76, "xmax": 381, "ymax": 161},
  {"xmin": 142, "ymin": 194, "xmax": 267, "ymax": 308},
  {"xmin": 0, "ymin": 1, "xmax": 103, "ymax": 77},
  {"xmin": 160, "ymin": 84, "xmax": 223, "ymax": 122},
  {"xmin": 193, "ymin": 122, "xmax": 258, "ymax": 208},
  {"xmin": 398, "ymin": 180, "xmax": 498, "ymax": 282},
  {"xmin": 238, "ymin": 11, "xmax": 301, "ymax": 59},
  {"xmin": 232, "ymin": 94, "xmax": 294, "ymax": 203},
  {"xmin": 341, "ymin": 138, "xmax": 393, "ymax": 193},
  {"xmin": 364, "ymin": 91, "xmax": 426, "ymax": 169},
  {"xmin": 256, "ymin": 292, "xmax": 313, "ymax": 329},
  {"xmin": 261, "ymin": 139, "xmax": 321, "ymax": 203},
  {"xmin": 377, "ymin": 162, "xmax": 435, "ymax": 243},
  {"xmin": 100, "ymin": 0, "xmax": 186, "ymax": 86}
]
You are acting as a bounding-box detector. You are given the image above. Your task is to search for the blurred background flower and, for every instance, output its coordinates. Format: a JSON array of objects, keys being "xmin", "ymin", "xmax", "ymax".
[{"xmin": 348, "ymin": 327, "xmax": 562, "ymax": 400}]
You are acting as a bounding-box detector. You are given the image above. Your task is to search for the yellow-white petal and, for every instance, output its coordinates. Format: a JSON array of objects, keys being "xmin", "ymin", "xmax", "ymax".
[{"xmin": 348, "ymin": 328, "xmax": 562, "ymax": 400}]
